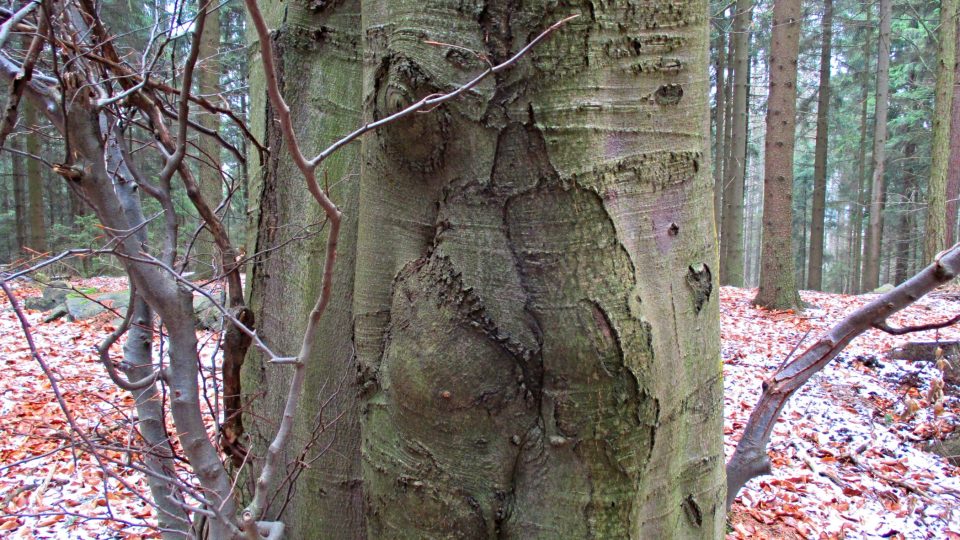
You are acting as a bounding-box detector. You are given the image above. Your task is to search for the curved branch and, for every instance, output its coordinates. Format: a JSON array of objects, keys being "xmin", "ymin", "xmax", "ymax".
[{"xmin": 726, "ymin": 243, "xmax": 960, "ymax": 509}]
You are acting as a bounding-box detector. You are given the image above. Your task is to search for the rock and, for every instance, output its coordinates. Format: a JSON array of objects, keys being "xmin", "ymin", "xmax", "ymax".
[
  {"xmin": 924, "ymin": 433, "xmax": 960, "ymax": 466},
  {"xmin": 193, "ymin": 294, "xmax": 224, "ymax": 330},
  {"xmin": 871, "ymin": 283, "xmax": 896, "ymax": 294},
  {"xmin": 24, "ymin": 281, "xmax": 71, "ymax": 311},
  {"xmin": 65, "ymin": 291, "xmax": 130, "ymax": 320}
]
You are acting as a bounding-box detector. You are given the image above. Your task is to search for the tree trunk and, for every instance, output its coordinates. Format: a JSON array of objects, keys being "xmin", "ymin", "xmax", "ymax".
[
  {"xmin": 924, "ymin": 0, "xmax": 958, "ymax": 263},
  {"xmin": 851, "ymin": 17, "xmax": 873, "ymax": 294},
  {"xmin": 947, "ymin": 16, "xmax": 960, "ymax": 247},
  {"xmin": 353, "ymin": 1, "xmax": 723, "ymax": 537},
  {"xmin": 195, "ymin": 0, "xmax": 222, "ymax": 278},
  {"xmin": 244, "ymin": 1, "xmax": 366, "ymax": 537},
  {"xmin": 862, "ymin": 0, "xmax": 892, "ymax": 292},
  {"xmin": 24, "ymin": 102, "xmax": 46, "ymax": 252},
  {"xmin": 895, "ymin": 141, "xmax": 917, "ymax": 284},
  {"xmin": 807, "ymin": 0, "xmax": 832, "ymax": 291},
  {"xmin": 720, "ymin": 0, "xmax": 751, "ymax": 286},
  {"xmin": 754, "ymin": 0, "xmax": 802, "ymax": 310},
  {"xmin": 11, "ymin": 134, "xmax": 26, "ymax": 252},
  {"xmin": 714, "ymin": 18, "xmax": 727, "ymax": 236}
]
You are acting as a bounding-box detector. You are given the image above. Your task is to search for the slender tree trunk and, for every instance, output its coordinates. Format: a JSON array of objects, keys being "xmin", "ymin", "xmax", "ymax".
[
  {"xmin": 723, "ymin": 31, "xmax": 735, "ymax": 212},
  {"xmin": 947, "ymin": 16, "xmax": 960, "ymax": 246},
  {"xmin": 354, "ymin": 1, "xmax": 724, "ymax": 536},
  {"xmin": 24, "ymin": 103, "xmax": 46, "ymax": 252},
  {"xmin": 714, "ymin": 18, "xmax": 727, "ymax": 235},
  {"xmin": 195, "ymin": 0, "xmax": 222, "ymax": 278},
  {"xmin": 12, "ymin": 135, "xmax": 26, "ymax": 252},
  {"xmin": 807, "ymin": 0, "xmax": 832, "ymax": 291},
  {"xmin": 851, "ymin": 18, "xmax": 873, "ymax": 293},
  {"xmin": 721, "ymin": 0, "xmax": 751, "ymax": 286},
  {"xmin": 895, "ymin": 141, "xmax": 917, "ymax": 284},
  {"xmin": 862, "ymin": 0, "xmax": 892, "ymax": 292},
  {"xmin": 754, "ymin": 0, "xmax": 802, "ymax": 310},
  {"xmin": 244, "ymin": 1, "xmax": 366, "ymax": 537},
  {"xmin": 925, "ymin": 0, "xmax": 958, "ymax": 262}
]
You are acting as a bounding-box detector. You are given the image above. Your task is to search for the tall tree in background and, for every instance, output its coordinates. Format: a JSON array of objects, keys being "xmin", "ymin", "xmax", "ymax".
[
  {"xmin": 721, "ymin": 0, "xmax": 751, "ymax": 285},
  {"xmin": 11, "ymin": 134, "xmax": 25, "ymax": 252},
  {"xmin": 248, "ymin": 0, "xmax": 726, "ymax": 537},
  {"xmin": 924, "ymin": 0, "xmax": 957, "ymax": 262},
  {"xmin": 851, "ymin": 10, "xmax": 873, "ymax": 294},
  {"xmin": 196, "ymin": 2, "xmax": 221, "ymax": 277},
  {"xmin": 948, "ymin": 16, "xmax": 960, "ymax": 246},
  {"xmin": 807, "ymin": 0, "xmax": 833, "ymax": 291},
  {"xmin": 714, "ymin": 8, "xmax": 727, "ymax": 233},
  {"xmin": 24, "ymin": 102, "xmax": 45, "ymax": 252},
  {"xmin": 862, "ymin": 0, "xmax": 892, "ymax": 292},
  {"xmin": 754, "ymin": 0, "xmax": 802, "ymax": 309}
]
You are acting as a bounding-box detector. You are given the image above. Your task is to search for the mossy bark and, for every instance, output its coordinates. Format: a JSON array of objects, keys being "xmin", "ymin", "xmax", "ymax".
[
  {"xmin": 245, "ymin": 1, "xmax": 365, "ymax": 537},
  {"xmin": 354, "ymin": 0, "xmax": 723, "ymax": 537}
]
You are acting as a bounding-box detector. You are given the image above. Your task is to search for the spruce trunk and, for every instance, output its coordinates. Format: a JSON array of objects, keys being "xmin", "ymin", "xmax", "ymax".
[
  {"xmin": 807, "ymin": 0, "xmax": 832, "ymax": 291},
  {"xmin": 754, "ymin": 0, "xmax": 802, "ymax": 311}
]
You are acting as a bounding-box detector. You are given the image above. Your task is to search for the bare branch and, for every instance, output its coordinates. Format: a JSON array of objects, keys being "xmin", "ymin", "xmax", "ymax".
[{"xmin": 726, "ymin": 243, "xmax": 960, "ymax": 509}]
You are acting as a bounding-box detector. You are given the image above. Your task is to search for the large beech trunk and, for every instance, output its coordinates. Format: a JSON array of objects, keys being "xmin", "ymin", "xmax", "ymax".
[{"xmin": 249, "ymin": 0, "xmax": 724, "ymax": 537}]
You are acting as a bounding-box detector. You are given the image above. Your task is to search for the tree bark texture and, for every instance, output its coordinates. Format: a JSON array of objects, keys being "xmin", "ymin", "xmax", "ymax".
[
  {"xmin": 245, "ymin": 1, "xmax": 365, "ymax": 538},
  {"xmin": 806, "ymin": 0, "xmax": 832, "ymax": 291},
  {"xmin": 862, "ymin": 0, "xmax": 892, "ymax": 292},
  {"xmin": 753, "ymin": 0, "xmax": 801, "ymax": 310},
  {"xmin": 352, "ymin": 0, "xmax": 724, "ymax": 537},
  {"xmin": 720, "ymin": 0, "xmax": 751, "ymax": 286},
  {"xmin": 924, "ymin": 0, "xmax": 958, "ymax": 263}
]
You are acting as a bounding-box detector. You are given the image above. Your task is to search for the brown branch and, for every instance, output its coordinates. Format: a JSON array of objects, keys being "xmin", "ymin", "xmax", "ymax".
[
  {"xmin": 873, "ymin": 312, "xmax": 960, "ymax": 335},
  {"xmin": 726, "ymin": 243, "xmax": 960, "ymax": 509}
]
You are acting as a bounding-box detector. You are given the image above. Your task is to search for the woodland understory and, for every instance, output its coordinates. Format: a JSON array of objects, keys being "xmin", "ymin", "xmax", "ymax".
[
  {"xmin": 1, "ymin": 280, "xmax": 960, "ymax": 538},
  {"xmin": 4, "ymin": 0, "xmax": 960, "ymax": 537}
]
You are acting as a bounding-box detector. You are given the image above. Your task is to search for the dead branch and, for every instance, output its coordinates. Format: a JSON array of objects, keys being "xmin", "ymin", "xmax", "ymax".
[{"xmin": 726, "ymin": 243, "xmax": 960, "ymax": 509}]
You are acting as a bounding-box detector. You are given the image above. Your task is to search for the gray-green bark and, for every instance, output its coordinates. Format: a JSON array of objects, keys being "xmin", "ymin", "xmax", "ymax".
[
  {"xmin": 720, "ymin": 0, "xmax": 750, "ymax": 287},
  {"xmin": 754, "ymin": 0, "xmax": 801, "ymax": 310},
  {"xmin": 862, "ymin": 0, "xmax": 892, "ymax": 292},
  {"xmin": 924, "ymin": 0, "xmax": 957, "ymax": 263},
  {"xmin": 244, "ymin": 1, "xmax": 365, "ymax": 537},
  {"xmin": 807, "ymin": 0, "xmax": 832, "ymax": 291},
  {"xmin": 354, "ymin": 1, "xmax": 723, "ymax": 537}
]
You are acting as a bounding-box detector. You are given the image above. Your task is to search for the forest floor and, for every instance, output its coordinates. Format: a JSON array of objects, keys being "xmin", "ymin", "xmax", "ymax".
[{"xmin": 0, "ymin": 279, "xmax": 960, "ymax": 538}]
